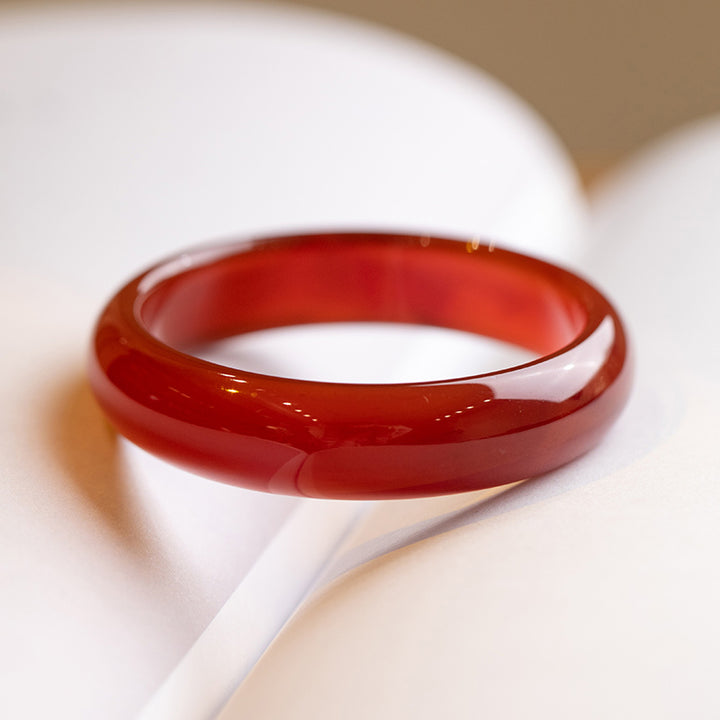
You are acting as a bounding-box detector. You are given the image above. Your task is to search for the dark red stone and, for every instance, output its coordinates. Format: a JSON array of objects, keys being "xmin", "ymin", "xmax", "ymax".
[{"xmin": 88, "ymin": 232, "xmax": 631, "ymax": 499}]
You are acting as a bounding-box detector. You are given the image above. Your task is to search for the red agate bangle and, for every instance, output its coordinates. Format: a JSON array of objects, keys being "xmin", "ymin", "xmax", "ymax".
[{"xmin": 88, "ymin": 231, "xmax": 631, "ymax": 499}]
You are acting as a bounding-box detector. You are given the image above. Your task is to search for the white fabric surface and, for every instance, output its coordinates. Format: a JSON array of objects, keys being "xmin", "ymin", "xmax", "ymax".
[{"xmin": 0, "ymin": 3, "xmax": 583, "ymax": 718}]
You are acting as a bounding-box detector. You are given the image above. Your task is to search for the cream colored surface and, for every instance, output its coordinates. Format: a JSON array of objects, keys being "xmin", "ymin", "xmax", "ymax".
[
  {"xmin": 221, "ymin": 394, "xmax": 715, "ymax": 718},
  {"xmin": 0, "ymin": 267, "xmax": 297, "ymax": 717}
]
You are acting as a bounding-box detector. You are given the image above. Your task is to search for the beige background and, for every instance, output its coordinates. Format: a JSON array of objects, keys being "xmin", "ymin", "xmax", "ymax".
[{"xmin": 285, "ymin": 0, "xmax": 720, "ymax": 168}]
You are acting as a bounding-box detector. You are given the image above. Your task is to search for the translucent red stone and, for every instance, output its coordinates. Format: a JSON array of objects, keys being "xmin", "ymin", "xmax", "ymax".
[{"xmin": 88, "ymin": 232, "xmax": 631, "ymax": 499}]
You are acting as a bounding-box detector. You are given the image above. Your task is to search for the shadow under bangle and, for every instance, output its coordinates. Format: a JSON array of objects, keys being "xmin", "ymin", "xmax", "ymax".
[{"xmin": 88, "ymin": 231, "xmax": 632, "ymax": 499}]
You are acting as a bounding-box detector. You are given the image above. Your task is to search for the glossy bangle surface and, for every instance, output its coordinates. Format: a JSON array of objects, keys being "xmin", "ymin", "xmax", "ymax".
[{"xmin": 89, "ymin": 232, "xmax": 631, "ymax": 499}]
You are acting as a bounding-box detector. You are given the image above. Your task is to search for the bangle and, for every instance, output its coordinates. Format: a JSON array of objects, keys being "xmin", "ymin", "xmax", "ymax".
[{"xmin": 89, "ymin": 231, "xmax": 631, "ymax": 499}]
